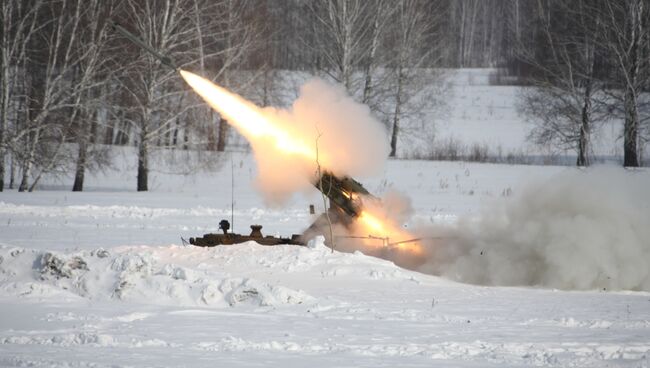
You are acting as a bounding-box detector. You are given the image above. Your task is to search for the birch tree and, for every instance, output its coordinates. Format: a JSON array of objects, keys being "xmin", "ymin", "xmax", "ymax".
[
  {"xmin": 307, "ymin": 0, "xmax": 375, "ymax": 92},
  {"xmin": 598, "ymin": 0, "xmax": 650, "ymax": 167},
  {"xmin": 0, "ymin": 0, "xmax": 44, "ymax": 191},
  {"xmin": 520, "ymin": 0, "xmax": 606, "ymax": 166},
  {"xmin": 14, "ymin": 0, "xmax": 101, "ymax": 191},
  {"xmin": 71, "ymin": 0, "xmax": 120, "ymax": 191},
  {"xmin": 115, "ymin": 0, "xmax": 262, "ymax": 191},
  {"xmin": 387, "ymin": 0, "xmax": 446, "ymax": 158},
  {"xmin": 115, "ymin": 0, "xmax": 196, "ymax": 191}
]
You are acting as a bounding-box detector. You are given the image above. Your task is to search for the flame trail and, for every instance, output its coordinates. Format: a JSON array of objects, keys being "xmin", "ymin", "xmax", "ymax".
[{"xmin": 180, "ymin": 70, "xmax": 315, "ymax": 160}]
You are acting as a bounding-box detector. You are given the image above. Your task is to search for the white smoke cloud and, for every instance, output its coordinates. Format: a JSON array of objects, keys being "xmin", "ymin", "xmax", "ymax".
[
  {"xmin": 415, "ymin": 166, "xmax": 650, "ymax": 291},
  {"xmin": 252, "ymin": 78, "xmax": 390, "ymax": 204}
]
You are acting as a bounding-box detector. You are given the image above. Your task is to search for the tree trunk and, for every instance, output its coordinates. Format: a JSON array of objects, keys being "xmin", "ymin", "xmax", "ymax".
[
  {"xmin": 578, "ymin": 35, "xmax": 594, "ymax": 167},
  {"xmin": 72, "ymin": 107, "xmax": 91, "ymax": 191},
  {"xmin": 18, "ymin": 129, "xmax": 40, "ymax": 192},
  {"xmin": 104, "ymin": 121, "xmax": 114, "ymax": 145},
  {"xmin": 0, "ymin": 79, "xmax": 6, "ymax": 191},
  {"xmin": 623, "ymin": 89, "xmax": 639, "ymax": 167},
  {"xmin": 172, "ymin": 117, "xmax": 180, "ymax": 147},
  {"xmin": 183, "ymin": 118, "xmax": 190, "ymax": 150},
  {"xmin": 216, "ymin": 117, "xmax": 228, "ymax": 152},
  {"xmin": 390, "ymin": 68, "xmax": 404, "ymax": 158},
  {"xmin": 0, "ymin": 110, "xmax": 5, "ymax": 191},
  {"xmin": 622, "ymin": 0, "xmax": 642, "ymax": 168},
  {"xmin": 18, "ymin": 163, "xmax": 31, "ymax": 192},
  {"xmin": 362, "ymin": 1, "xmax": 383, "ymax": 104},
  {"xmin": 0, "ymin": 0, "xmax": 9, "ymax": 192},
  {"xmin": 9, "ymin": 152, "xmax": 15, "ymax": 189},
  {"xmin": 457, "ymin": 2, "xmax": 466, "ymax": 67},
  {"xmin": 137, "ymin": 129, "xmax": 148, "ymax": 191},
  {"xmin": 340, "ymin": 1, "xmax": 352, "ymax": 91},
  {"xmin": 72, "ymin": 140, "xmax": 87, "ymax": 191},
  {"xmin": 577, "ymin": 81, "xmax": 591, "ymax": 166}
]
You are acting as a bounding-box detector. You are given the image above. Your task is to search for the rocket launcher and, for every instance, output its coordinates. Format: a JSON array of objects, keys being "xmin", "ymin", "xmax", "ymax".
[{"xmin": 312, "ymin": 171, "xmax": 373, "ymax": 220}]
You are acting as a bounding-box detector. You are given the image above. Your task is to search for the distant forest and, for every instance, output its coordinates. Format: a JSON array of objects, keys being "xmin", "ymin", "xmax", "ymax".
[{"xmin": 1, "ymin": 0, "xmax": 649, "ymax": 192}]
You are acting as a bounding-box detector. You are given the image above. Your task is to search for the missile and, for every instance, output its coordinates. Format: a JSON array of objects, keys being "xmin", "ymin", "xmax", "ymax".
[{"xmin": 111, "ymin": 22, "xmax": 177, "ymax": 71}]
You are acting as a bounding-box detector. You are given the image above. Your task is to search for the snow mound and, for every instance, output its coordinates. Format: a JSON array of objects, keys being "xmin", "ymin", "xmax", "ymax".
[
  {"xmin": 219, "ymin": 278, "xmax": 310, "ymax": 306},
  {"xmin": 0, "ymin": 245, "xmax": 313, "ymax": 308}
]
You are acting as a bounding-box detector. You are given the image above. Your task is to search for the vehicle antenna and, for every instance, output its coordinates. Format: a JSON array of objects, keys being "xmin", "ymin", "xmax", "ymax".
[{"xmin": 231, "ymin": 152, "xmax": 235, "ymax": 233}]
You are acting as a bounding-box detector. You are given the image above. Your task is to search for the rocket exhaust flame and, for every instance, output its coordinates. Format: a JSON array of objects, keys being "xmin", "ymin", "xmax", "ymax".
[
  {"xmin": 180, "ymin": 70, "xmax": 315, "ymax": 159},
  {"xmin": 180, "ymin": 69, "xmax": 423, "ymax": 257},
  {"xmin": 357, "ymin": 210, "xmax": 424, "ymax": 255}
]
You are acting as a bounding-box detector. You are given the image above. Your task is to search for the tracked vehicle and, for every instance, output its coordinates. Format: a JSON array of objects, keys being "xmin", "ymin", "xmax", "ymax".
[
  {"xmin": 189, "ymin": 220, "xmax": 304, "ymax": 247},
  {"xmin": 188, "ymin": 172, "xmax": 372, "ymax": 247}
]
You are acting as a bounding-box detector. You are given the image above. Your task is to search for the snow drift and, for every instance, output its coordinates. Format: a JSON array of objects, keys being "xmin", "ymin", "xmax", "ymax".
[
  {"xmin": 416, "ymin": 167, "xmax": 650, "ymax": 291},
  {"xmin": 0, "ymin": 245, "xmax": 313, "ymax": 307}
]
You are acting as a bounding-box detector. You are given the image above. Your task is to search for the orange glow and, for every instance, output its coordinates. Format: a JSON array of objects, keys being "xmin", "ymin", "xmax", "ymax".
[
  {"xmin": 180, "ymin": 69, "xmax": 315, "ymax": 159},
  {"xmin": 356, "ymin": 210, "xmax": 423, "ymax": 255},
  {"xmin": 358, "ymin": 211, "xmax": 386, "ymax": 235}
]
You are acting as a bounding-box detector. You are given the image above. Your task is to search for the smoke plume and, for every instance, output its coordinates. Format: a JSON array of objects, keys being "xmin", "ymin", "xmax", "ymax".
[
  {"xmin": 253, "ymin": 79, "xmax": 390, "ymax": 204},
  {"xmin": 415, "ymin": 167, "xmax": 650, "ymax": 291}
]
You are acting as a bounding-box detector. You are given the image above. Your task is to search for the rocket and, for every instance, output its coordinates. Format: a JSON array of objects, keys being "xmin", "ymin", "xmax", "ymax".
[{"xmin": 111, "ymin": 22, "xmax": 178, "ymax": 71}]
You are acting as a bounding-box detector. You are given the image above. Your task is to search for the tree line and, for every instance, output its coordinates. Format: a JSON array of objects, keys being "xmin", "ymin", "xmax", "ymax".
[
  {"xmin": 1, "ymin": 0, "xmax": 648, "ymax": 193},
  {"xmin": 515, "ymin": 0, "xmax": 650, "ymax": 167},
  {"xmin": 1, "ymin": 0, "xmax": 273, "ymax": 192}
]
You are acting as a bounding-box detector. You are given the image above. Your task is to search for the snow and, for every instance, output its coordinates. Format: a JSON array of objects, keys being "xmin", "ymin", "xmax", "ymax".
[
  {"xmin": 1, "ymin": 69, "xmax": 649, "ymax": 366},
  {"xmin": 1, "ymin": 239, "xmax": 649, "ymax": 367},
  {"xmin": 1, "ymin": 240, "xmax": 649, "ymax": 367},
  {"xmin": 2, "ymin": 153, "xmax": 649, "ymax": 367}
]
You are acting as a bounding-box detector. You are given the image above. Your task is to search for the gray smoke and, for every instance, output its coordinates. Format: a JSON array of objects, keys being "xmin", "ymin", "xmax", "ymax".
[{"xmin": 416, "ymin": 166, "xmax": 650, "ymax": 291}]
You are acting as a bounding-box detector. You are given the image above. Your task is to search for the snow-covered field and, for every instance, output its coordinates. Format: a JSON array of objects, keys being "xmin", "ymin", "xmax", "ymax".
[
  {"xmin": 428, "ymin": 69, "xmax": 623, "ymax": 160},
  {"xmin": 1, "ymin": 150, "xmax": 649, "ymax": 367}
]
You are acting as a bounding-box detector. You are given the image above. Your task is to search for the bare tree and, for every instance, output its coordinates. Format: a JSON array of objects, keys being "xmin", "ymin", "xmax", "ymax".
[
  {"xmin": 307, "ymin": 0, "xmax": 375, "ymax": 92},
  {"xmin": 455, "ymin": 0, "xmax": 481, "ymax": 68},
  {"xmin": 114, "ymin": 0, "xmax": 195, "ymax": 191},
  {"xmin": 598, "ymin": 0, "xmax": 650, "ymax": 167},
  {"xmin": 360, "ymin": 0, "xmax": 392, "ymax": 105},
  {"xmin": 71, "ymin": 0, "xmax": 120, "ymax": 191},
  {"xmin": 114, "ymin": 0, "xmax": 263, "ymax": 191},
  {"xmin": 13, "ymin": 0, "xmax": 105, "ymax": 191},
  {"xmin": 387, "ymin": 0, "xmax": 446, "ymax": 158},
  {"xmin": 519, "ymin": 0, "xmax": 606, "ymax": 166},
  {"xmin": 0, "ymin": 0, "xmax": 45, "ymax": 191}
]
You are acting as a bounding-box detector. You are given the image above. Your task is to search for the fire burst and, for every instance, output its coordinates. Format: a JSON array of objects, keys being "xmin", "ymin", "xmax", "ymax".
[
  {"xmin": 357, "ymin": 210, "xmax": 423, "ymax": 255},
  {"xmin": 180, "ymin": 69, "xmax": 423, "ymax": 255}
]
